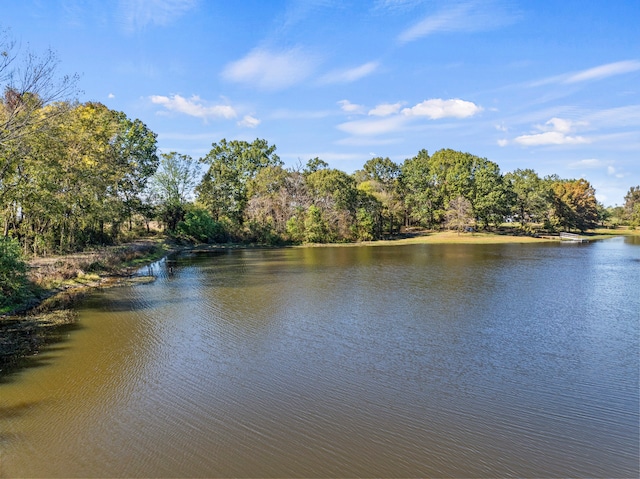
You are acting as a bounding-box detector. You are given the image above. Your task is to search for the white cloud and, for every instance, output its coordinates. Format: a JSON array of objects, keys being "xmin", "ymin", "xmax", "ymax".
[
  {"xmin": 369, "ymin": 102, "xmax": 403, "ymax": 116},
  {"xmin": 497, "ymin": 139, "xmax": 508, "ymax": 147},
  {"xmin": 118, "ymin": 0, "xmax": 198, "ymax": 31},
  {"xmin": 221, "ymin": 47, "xmax": 318, "ymax": 90},
  {"xmin": 402, "ymin": 98, "xmax": 482, "ymax": 119},
  {"xmin": 337, "ymin": 98, "xmax": 482, "ymax": 138},
  {"xmin": 514, "ymin": 131, "xmax": 589, "ymax": 146},
  {"xmin": 319, "ymin": 61, "xmax": 379, "ymax": 84},
  {"xmin": 338, "ymin": 100, "xmax": 365, "ymax": 114},
  {"xmin": 108, "ymin": 93, "xmax": 115, "ymax": 99},
  {"xmin": 150, "ymin": 94, "xmax": 237, "ymax": 120},
  {"xmin": 398, "ymin": 1, "xmax": 518, "ymax": 43},
  {"xmin": 237, "ymin": 115, "xmax": 261, "ymax": 128},
  {"xmin": 513, "ymin": 117, "xmax": 591, "ymax": 146}
]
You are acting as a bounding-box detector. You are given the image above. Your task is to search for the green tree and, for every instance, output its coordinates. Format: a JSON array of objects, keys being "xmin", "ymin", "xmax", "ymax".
[
  {"xmin": 305, "ymin": 167, "xmax": 358, "ymax": 240},
  {"xmin": 505, "ymin": 168, "xmax": 549, "ymax": 228},
  {"xmin": 470, "ymin": 158, "xmax": 512, "ymax": 228},
  {"xmin": 624, "ymin": 186, "xmax": 640, "ymax": 227},
  {"xmin": 401, "ymin": 149, "xmax": 440, "ymax": 227},
  {"xmin": 550, "ymin": 179, "xmax": 599, "ymax": 232},
  {"xmin": 0, "ymin": 236, "xmax": 29, "ymax": 307},
  {"xmin": 148, "ymin": 152, "xmax": 199, "ymax": 232},
  {"xmin": 303, "ymin": 157, "xmax": 329, "ymax": 175},
  {"xmin": 196, "ymin": 138, "xmax": 282, "ymax": 224},
  {"xmin": 111, "ymin": 113, "xmax": 159, "ymax": 231},
  {"xmin": 304, "ymin": 205, "xmax": 329, "ymax": 243},
  {"xmin": 177, "ymin": 207, "xmax": 226, "ymax": 243}
]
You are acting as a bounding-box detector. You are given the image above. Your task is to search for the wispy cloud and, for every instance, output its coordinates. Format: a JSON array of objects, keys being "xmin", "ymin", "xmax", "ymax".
[
  {"xmin": 529, "ymin": 60, "xmax": 640, "ymax": 87},
  {"xmin": 118, "ymin": 0, "xmax": 198, "ymax": 31},
  {"xmin": 319, "ymin": 61, "xmax": 380, "ymax": 84},
  {"xmin": 337, "ymin": 115, "xmax": 408, "ymax": 136},
  {"xmin": 568, "ymin": 159, "xmax": 603, "ymax": 169},
  {"xmin": 221, "ymin": 47, "xmax": 319, "ymax": 90},
  {"xmin": 374, "ymin": 0, "xmax": 423, "ymax": 13},
  {"xmin": 565, "ymin": 60, "xmax": 640, "ymax": 83},
  {"xmin": 150, "ymin": 94, "xmax": 237, "ymax": 120},
  {"xmin": 401, "ymin": 98, "xmax": 482, "ymax": 119},
  {"xmin": 398, "ymin": 1, "xmax": 518, "ymax": 43},
  {"xmin": 270, "ymin": 109, "xmax": 335, "ymax": 120}
]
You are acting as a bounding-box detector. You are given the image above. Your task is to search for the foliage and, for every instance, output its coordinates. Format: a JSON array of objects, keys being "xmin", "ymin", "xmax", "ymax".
[
  {"xmin": 148, "ymin": 152, "xmax": 199, "ymax": 232},
  {"xmin": 445, "ymin": 196, "xmax": 474, "ymax": 235},
  {"xmin": 549, "ymin": 179, "xmax": 599, "ymax": 232},
  {"xmin": 504, "ymin": 169, "xmax": 549, "ymax": 226},
  {"xmin": 196, "ymin": 138, "xmax": 282, "ymax": 224},
  {"xmin": 176, "ymin": 207, "xmax": 227, "ymax": 243},
  {"xmin": 624, "ymin": 186, "xmax": 640, "ymax": 227},
  {"xmin": 0, "ymin": 236, "xmax": 30, "ymax": 307},
  {"xmin": 304, "ymin": 205, "xmax": 330, "ymax": 243}
]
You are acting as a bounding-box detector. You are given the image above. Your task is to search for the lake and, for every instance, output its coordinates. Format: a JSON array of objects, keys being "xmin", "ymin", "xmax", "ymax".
[{"xmin": 1, "ymin": 237, "xmax": 638, "ymax": 477}]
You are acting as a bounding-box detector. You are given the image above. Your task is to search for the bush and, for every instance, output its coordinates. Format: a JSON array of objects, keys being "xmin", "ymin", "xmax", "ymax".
[
  {"xmin": 177, "ymin": 208, "xmax": 228, "ymax": 243},
  {"xmin": 0, "ymin": 237, "xmax": 30, "ymax": 308}
]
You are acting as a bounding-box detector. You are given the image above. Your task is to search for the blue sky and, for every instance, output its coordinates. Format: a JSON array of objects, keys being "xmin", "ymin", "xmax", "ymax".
[{"xmin": 5, "ymin": 0, "xmax": 640, "ymax": 206}]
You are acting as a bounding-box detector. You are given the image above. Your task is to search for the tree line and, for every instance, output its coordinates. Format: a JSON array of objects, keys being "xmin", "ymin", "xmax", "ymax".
[{"xmin": 2, "ymin": 34, "xmax": 640, "ymax": 306}]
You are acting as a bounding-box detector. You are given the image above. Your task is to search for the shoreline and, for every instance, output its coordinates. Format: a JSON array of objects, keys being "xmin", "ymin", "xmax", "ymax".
[{"xmin": 1, "ymin": 228, "xmax": 635, "ymax": 376}]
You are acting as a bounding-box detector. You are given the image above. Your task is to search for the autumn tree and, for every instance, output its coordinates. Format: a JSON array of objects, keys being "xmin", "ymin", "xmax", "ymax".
[
  {"xmin": 196, "ymin": 139, "xmax": 282, "ymax": 226},
  {"xmin": 1, "ymin": 31, "xmax": 79, "ymax": 209},
  {"xmin": 446, "ymin": 196, "xmax": 474, "ymax": 235},
  {"xmin": 624, "ymin": 186, "xmax": 640, "ymax": 227},
  {"xmin": 549, "ymin": 179, "xmax": 599, "ymax": 232},
  {"xmin": 148, "ymin": 152, "xmax": 199, "ymax": 232}
]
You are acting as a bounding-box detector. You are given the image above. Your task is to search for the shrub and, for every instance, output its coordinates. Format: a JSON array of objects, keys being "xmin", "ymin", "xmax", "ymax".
[
  {"xmin": 0, "ymin": 237, "xmax": 30, "ymax": 308},
  {"xmin": 177, "ymin": 208, "xmax": 228, "ymax": 243}
]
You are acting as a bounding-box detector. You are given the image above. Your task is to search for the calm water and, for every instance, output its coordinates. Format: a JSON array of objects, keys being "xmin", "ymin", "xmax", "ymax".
[{"xmin": 1, "ymin": 238, "xmax": 639, "ymax": 477}]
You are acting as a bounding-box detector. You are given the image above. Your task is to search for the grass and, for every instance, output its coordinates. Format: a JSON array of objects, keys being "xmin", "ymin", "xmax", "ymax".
[{"xmin": 1, "ymin": 239, "xmax": 171, "ymax": 374}]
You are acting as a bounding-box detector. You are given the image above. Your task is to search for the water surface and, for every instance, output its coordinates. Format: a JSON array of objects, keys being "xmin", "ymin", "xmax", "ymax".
[{"xmin": 1, "ymin": 238, "xmax": 638, "ymax": 477}]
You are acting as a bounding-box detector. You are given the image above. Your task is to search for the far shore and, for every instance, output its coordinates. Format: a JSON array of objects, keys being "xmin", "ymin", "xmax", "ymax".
[{"xmin": 1, "ymin": 227, "xmax": 637, "ymax": 375}]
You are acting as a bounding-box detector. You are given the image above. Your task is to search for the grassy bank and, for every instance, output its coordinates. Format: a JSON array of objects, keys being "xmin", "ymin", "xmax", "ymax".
[
  {"xmin": 0, "ymin": 239, "xmax": 171, "ymax": 375},
  {"xmin": 2, "ymin": 227, "xmax": 636, "ymax": 376}
]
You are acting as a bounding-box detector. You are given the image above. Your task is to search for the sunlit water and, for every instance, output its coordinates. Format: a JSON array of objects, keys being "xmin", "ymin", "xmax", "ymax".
[{"xmin": 1, "ymin": 238, "xmax": 639, "ymax": 477}]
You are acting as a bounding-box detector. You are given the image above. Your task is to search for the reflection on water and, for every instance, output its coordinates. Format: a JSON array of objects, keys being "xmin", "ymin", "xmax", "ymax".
[{"xmin": 1, "ymin": 238, "xmax": 639, "ymax": 477}]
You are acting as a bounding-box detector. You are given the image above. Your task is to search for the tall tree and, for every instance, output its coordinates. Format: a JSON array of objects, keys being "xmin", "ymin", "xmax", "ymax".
[
  {"xmin": 550, "ymin": 179, "xmax": 599, "ymax": 232},
  {"xmin": 505, "ymin": 169, "xmax": 549, "ymax": 227},
  {"xmin": 148, "ymin": 152, "xmax": 199, "ymax": 232},
  {"xmin": 111, "ymin": 113, "xmax": 159, "ymax": 231},
  {"xmin": 470, "ymin": 158, "xmax": 512, "ymax": 228},
  {"xmin": 401, "ymin": 149, "xmax": 439, "ymax": 227},
  {"xmin": 624, "ymin": 186, "xmax": 640, "ymax": 227},
  {"xmin": 1, "ymin": 31, "xmax": 78, "ymax": 196},
  {"xmin": 196, "ymin": 138, "xmax": 281, "ymax": 224},
  {"xmin": 446, "ymin": 196, "xmax": 474, "ymax": 235},
  {"xmin": 358, "ymin": 157, "xmax": 403, "ymax": 234}
]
